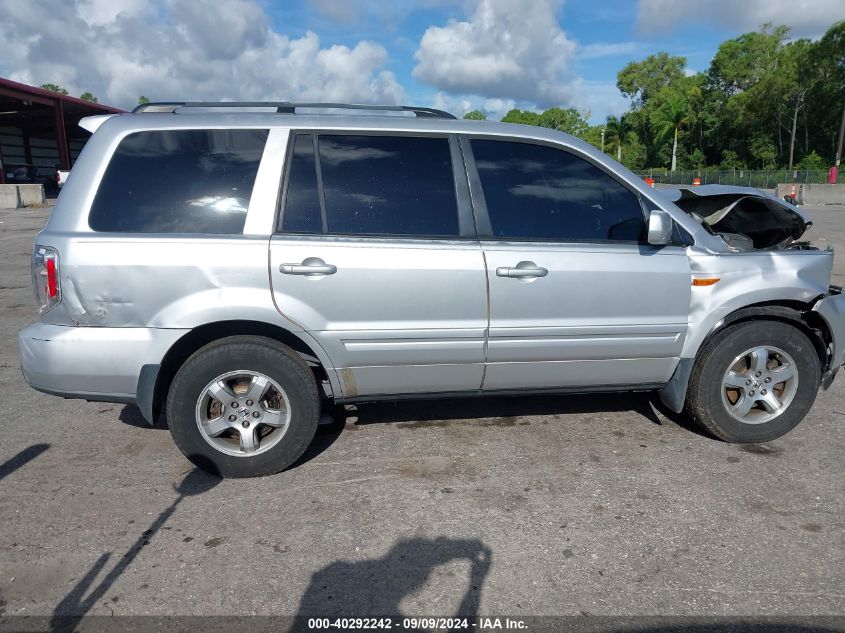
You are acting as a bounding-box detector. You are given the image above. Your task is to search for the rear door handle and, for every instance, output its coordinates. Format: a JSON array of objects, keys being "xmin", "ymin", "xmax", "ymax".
[
  {"xmin": 496, "ymin": 262, "xmax": 548, "ymax": 278},
  {"xmin": 279, "ymin": 258, "xmax": 337, "ymax": 276}
]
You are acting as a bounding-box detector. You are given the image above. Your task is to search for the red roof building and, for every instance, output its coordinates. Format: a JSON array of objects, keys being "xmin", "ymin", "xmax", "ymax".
[{"xmin": 0, "ymin": 77, "xmax": 124, "ymax": 187}]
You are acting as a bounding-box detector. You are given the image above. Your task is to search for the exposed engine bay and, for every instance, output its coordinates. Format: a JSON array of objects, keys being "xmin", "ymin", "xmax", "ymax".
[{"xmin": 659, "ymin": 185, "xmax": 813, "ymax": 251}]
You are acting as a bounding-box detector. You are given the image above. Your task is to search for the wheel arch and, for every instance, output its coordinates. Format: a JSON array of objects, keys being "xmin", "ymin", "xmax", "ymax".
[
  {"xmin": 138, "ymin": 320, "xmax": 339, "ymax": 424},
  {"xmin": 659, "ymin": 299, "xmax": 831, "ymax": 413}
]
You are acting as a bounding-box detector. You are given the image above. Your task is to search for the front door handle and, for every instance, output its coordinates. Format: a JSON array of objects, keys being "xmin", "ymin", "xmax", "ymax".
[
  {"xmin": 496, "ymin": 261, "xmax": 548, "ymax": 278},
  {"xmin": 279, "ymin": 257, "xmax": 337, "ymax": 276}
]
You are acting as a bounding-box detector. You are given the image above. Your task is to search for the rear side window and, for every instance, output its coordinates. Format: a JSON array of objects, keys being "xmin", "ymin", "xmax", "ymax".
[
  {"xmin": 471, "ymin": 139, "xmax": 645, "ymax": 242},
  {"xmin": 280, "ymin": 134, "xmax": 459, "ymax": 237},
  {"xmin": 89, "ymin": 129, "xmax": 268, "ymax": 233}
]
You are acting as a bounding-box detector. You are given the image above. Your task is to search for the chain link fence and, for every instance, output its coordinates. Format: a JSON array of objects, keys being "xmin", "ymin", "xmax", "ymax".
[{"xmin": 633, "ymin": 169, "xmax": 828, "ymax": 189}]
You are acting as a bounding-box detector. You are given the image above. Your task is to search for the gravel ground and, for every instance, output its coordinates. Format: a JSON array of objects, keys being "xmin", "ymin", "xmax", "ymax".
[{"xmin": 0, "ymin": 204, "xmax": 842, "ymax": 624}]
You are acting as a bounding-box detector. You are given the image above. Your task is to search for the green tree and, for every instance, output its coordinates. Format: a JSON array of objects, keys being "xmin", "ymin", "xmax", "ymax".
[
  {"xmin": 619, "ymin": 132, "xmax": 647, "ymax": 170},
  {"xmin": 810, "ymin": 21, "xmax": 845, "ymax": 165},
  {"xmin": 40, "ymin": 83, "xmax": 68, "ymax": 95},
  {"xmin": 537, "ymin": 107, "xmax": 590, "ymax": 136},
  {"xmin": 604, "ymin": 115, "xmax": 633, "ymax": 162},
  {"xmin": 749, "ymin": 134, "xmax": 777, "ymax": 168},
  {"xmin": 778, "ymin": 39, "xmax": 818, "ymax": 169},
  {"xmin": 80, "ymin": 92, "xmax": 98, "ymax": 103},
  {"xmin": 720, "ymin": 150, "xmax": 746, "ymax": 169},
  {"xmin": 796, "ymin": 151, "xmax": 828, "ymax": 170},
  {"xmin": 709, "ymin": 25, "xmax": 789, "ymax": 94},
  {"xmin": 650, "ymin": 88, "xmax": 690, "ymax": 171},
  {"xmin": 706, "ymin": 25, "xmax": 789, "ymax": 166},
  {"xmin": 580, "ymin": 125, "xmax": 605, "ymax": 151},
  {"xmin": 617, "ymin": 53, "xmax": 688, "ymax": 167},
  {"xmin": 501, "ymin": 109, "xmax": 540, "ymax": 126},
  {"xmin": 138, "ymin": 96, "xmax": 151, "ymax": 105},
  {"xmin": 617, "ymin": 53, "xmax": 687, "ymax": 107},
  {"xmin": 687, "ymin": 148, "xmax": 706, "ymax": 169}
]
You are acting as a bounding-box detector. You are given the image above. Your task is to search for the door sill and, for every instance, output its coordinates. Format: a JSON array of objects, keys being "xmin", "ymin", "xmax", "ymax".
[{"xmin": 334, "ymin": 383, "xmax": 666, "ymax": 404}]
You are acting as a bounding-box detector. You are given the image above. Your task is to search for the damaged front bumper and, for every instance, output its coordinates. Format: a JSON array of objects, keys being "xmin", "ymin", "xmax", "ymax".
[{"xmin": 813, "ymin": 286, "xmax": 845, "ymax": 388}]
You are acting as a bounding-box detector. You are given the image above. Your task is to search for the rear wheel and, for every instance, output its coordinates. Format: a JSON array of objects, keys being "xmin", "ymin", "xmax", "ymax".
[
  {"xmin": 166, "ymin": 336, "xmax": 320, "ymax": 477},
  {"xmin": 686, "ymin": 321, "xmax": 820, "ymax": 443}
]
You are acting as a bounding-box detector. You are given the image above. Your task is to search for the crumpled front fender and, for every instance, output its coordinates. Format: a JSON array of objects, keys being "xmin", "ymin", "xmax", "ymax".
[{"xmin": 813, "ymin": 289, "xmax": 845, "ymax": 378}]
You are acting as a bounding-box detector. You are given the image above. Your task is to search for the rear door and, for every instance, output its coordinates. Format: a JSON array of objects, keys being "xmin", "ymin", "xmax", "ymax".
[
  {"xmin": 465, "ymin": 137, "xmax": 691, "ymax": 391},
  {"xmin": 269, "ymin": 132, "xmax": 487, "ymax": 398}
]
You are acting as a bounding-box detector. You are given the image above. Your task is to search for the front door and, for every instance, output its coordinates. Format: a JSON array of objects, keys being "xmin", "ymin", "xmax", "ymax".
[
  {"xmin": 269, "ymin": 132, "xmax": 487, "ymax": 397},
  {"xmin": 465, "ymin": 137, "xmax": 691, "ymax": 391}
]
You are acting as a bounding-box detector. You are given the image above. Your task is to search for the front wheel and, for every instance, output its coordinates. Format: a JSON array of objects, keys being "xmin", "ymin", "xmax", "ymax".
[
  {"xmin": 686, "ymin": 321, "xmax": 821, "ymax": 443},
  {"xmin": 166, "ymin": 336, "xmax": 320, "ymax": 477}
]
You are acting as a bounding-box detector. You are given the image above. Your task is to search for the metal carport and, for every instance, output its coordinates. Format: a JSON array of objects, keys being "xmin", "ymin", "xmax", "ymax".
[{"xmin": 0, "ymin": 77, "xmax": 123, "ymax": 188}]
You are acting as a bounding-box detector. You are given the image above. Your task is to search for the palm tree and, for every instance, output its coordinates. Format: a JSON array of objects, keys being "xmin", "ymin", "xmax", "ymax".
[
  {"xmin": 651, "ymin": 90, "xmax": 689, "ymax": 171},
  {"xmin": 605, "ymin": 116, "xmax": 626, "ymax": 162}
]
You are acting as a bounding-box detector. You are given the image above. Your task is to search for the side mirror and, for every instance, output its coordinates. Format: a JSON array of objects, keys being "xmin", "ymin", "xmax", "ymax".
[{"xmin": 647, "ymin": 210, "xmax": 673, "ymax": 245}]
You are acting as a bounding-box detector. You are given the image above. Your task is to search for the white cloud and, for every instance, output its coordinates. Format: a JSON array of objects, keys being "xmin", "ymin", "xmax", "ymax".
[
  {"xmin": 637, "ymin": 0, "xmax": 845, "ymax": 36},
  {"xmin": 0, "ymin": 0, "xmax": 404, "ymax": 109},
  {"xmin": 413, "ymin": 0, "xmax": 578, "ymax": 106},
  {"xmin": 76, "ymin": 0, "xmax": 148, "ymax": 26}
]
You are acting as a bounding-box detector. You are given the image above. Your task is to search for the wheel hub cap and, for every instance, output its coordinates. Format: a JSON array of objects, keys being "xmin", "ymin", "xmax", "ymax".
[
  {"xmin": 721, "ymin": 345, "xmax": 798, "ymax": 425},
  {"xmin": 195, "ymin": 370, "xmax": 292, "ymax": 457}
]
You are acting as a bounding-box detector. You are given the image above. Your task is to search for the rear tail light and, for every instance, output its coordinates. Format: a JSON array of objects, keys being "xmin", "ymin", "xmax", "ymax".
[{"xmin": 31, "ymin": 245, "xmax": 61, "ymax": 313}]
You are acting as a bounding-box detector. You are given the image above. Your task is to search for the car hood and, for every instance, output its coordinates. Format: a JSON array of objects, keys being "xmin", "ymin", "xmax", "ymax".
[{"xmin": 658, "ymin": 185, "xmax": 811, "ymax": 251}]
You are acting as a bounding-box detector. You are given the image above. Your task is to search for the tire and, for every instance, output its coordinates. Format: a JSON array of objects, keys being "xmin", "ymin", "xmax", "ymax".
[
  {"xmin": 166, "ymin": 336, "xmax": 320, "ymax": 477},
  {"xmin": 686, "ymin": 320, "xmax": 820, "ymax": 443}
]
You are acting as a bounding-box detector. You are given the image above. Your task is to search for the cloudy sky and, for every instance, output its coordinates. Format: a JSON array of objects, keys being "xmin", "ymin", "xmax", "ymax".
[{"xmin": 0, "ymin": 0, "xmax": 842, "ymax": 122}]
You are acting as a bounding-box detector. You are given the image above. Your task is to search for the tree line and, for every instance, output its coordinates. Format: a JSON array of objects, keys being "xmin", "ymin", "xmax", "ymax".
[
  {"xmin": 39, "ymin": 85, "xmax": 151, "ymax": 106},
  {"xmin": 464, "ymin": 21, "xmax": 845, "ymax": 172}
]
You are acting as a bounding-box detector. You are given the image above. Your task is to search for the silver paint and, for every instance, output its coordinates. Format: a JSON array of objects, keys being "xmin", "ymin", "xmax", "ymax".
[{"xmin": 17, "ymin": 110, "xmax": 845, "ymax": 414}]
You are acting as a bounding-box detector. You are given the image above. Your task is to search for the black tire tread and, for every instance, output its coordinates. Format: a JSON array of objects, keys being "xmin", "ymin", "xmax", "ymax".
[
  {"xmin": 685, "ymin": 320, "xmax": 820, "ymax": 443},
  {"xmin": 166, "ymin": 336, "xmax": 320, "ymax": 477}
]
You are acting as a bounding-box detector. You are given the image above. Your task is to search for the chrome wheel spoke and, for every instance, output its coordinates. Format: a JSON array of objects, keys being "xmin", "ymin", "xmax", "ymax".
[
  {"xmin": 245, "ymin": 375, "xmax": 270, "ymax": 403},
  {"xmin": 261, "ymin": 409, "xmax": 286, "ymax": 428},
  {"xmin": 731, "ymin": 394, "xmax": 756, "ymax": 418},
  {"xmin": 207, "ymin": 380, "xmax": 234, "ymax": 403},
  {"xmin": 722, "ymin": 371, "xmax": 748, "ymax": 389},
  {"xmin": 204, "ymin": 416, "xmax": 231, "ymax": 437},
  {"xmin": 770, "ymin": 363, "xmax": 795, "ymax": 385},
  {"xmin": 758, "ymin": 390, "xmax": 783, "ymax": 414},
  {"xmin": 238, "ymin": 425, "xmax": 258, "ymax": 453},
  {"xmin": 749, "ymin": 347, "xmax": 769, "ymax": 374}
]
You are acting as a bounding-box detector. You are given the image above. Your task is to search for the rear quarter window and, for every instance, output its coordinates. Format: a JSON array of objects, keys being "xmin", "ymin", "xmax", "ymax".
[{"xmin": 89, "ymin": 129, "xmax": 268, "ymax": 233}]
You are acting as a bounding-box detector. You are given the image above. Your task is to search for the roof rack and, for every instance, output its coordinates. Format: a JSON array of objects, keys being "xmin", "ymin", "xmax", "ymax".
[{"xmin": 131, "ymin": 102, "xmax": 456, "ymax": 119}]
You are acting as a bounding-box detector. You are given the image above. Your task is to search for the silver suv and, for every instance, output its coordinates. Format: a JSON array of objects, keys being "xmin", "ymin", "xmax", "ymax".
[{"xmin": 18, "ymin": 102, "xmax": 845, "ymax": 478}]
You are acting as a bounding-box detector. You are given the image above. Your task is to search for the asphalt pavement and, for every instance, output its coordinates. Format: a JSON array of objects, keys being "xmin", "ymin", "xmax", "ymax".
[{"xmin": 0, "ymin": 204, "xmax": 842, "ymax": 624}]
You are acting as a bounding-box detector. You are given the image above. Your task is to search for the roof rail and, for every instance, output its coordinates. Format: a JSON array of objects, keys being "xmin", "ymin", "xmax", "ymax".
[{"xmin": 131, "ymin": 102, "xmax": 456, "ymax": 119}]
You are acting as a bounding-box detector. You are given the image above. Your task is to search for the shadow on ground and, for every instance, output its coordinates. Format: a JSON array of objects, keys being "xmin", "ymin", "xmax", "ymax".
[
  {"xmin": 0, "ymin": 443, "xmax": 49, "ymax": 481},
  {"xmin": 118, "ymin": 391, "xmax": 712, "ymax": 474},
  {"xmin": 340, "ymin": 392, "xmax": 692, "ymax": 430},
  {"xmin": 292, "ymin": 536, "xmax": 491, "ymax": 630},
  {"xmin": 50, "ymin": 465, "xmax": 221, "ymax": 632}
]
